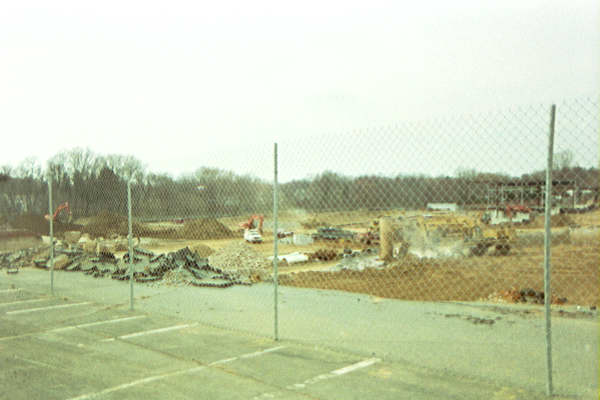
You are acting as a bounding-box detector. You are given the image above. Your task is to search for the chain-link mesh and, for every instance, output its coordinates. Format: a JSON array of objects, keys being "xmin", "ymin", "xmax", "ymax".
[
  {"xmin": 0, "ymin": 98, "xmax": 598, "ymax": 395},
  {"xmin": 273, "ymin": 99, "xmax": 597, "ymax": 307}
]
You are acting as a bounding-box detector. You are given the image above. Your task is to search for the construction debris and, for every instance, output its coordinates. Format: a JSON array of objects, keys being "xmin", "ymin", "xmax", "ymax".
[
  {"xmin": 53, "ymin": 254, "xmax": 71, "ymax": 270},
  {"xmin": 487, "ymin": 288, "xmax": 568, "ymax": 305},
  {"xmin": 208, "ymin": 241, "xmax": 271, "ymax": 283},
  {"xmin": 311, "ymin": 227, "xmax": 355, "ymax": 242},
  {"xmin": 327, "ymin": 252, "xmax": 385, "ymax": 272},
  {"xmin": 308, "ymin": 248, "xmax": 339, "ymax": 262},
  {"xmin": 189, "ymin": 243, "xmax": 215, "ymax": 258},
  {"xmin": 269, "ymin": 252, "xmax": 309, "ymax": 265},
  {"xmin": 63, "ymin": 230, "xmax": 82, "ymax": 244},
  {"xmin": 0, "ymin": 243, "xmax": 258, "ymax": 288},
  {"xmin": 0, "ymin": 247, "xmax": 44, "ymax": 274}
]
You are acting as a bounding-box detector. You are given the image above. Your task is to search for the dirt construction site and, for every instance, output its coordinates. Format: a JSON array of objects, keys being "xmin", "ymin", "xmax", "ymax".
[
  {"xmin": 1, "ymin": 208, "xmax": 599, "ymax": 398},
  {"xmin": 1, "ymin": 208, "xmax": 599, "ymax": 307}
]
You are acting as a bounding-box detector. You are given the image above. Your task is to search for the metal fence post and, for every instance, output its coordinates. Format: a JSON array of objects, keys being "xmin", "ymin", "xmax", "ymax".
[
  {"xmin": 544, "ymin": 104, "xmax": 556, "ymax": 396},
  {"xmin": 273, "ymin": 143, "xmax": 279, "ymax": 341},
  {"xmin": 48, "ymin": 173, "xmax": 54, "ymax": 295},
  {"xmin": 128, "ymin": 180, "xmax": 134, "ymax": 311}
]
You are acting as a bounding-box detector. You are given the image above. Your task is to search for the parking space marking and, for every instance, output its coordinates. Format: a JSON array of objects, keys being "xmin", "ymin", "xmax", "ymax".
[
  {"xmin": 101, "ymin": 322, "xmax": 198, "ymax": 342},
  {"xmin": 209, "ymin": 346, "xmax": 287, "ymax": 366},
  {"xmin": 0, "ymin": 315, "xmax": 147, "ymax": 342},
  {"xmin": 5, "ymin": 302, "xmax": 91, "ymax": 315},
  {"xmin": 288, "ymin": 358, "xmax": 380, "ymax": 389},
  {"xmin": 65, "ymin": 346, "xmax": 287, "ymax": 400},
  {"xmin": 51, "ymin": 315, "xmax": 147, "ymax": 333},
  {"xmin": 253, "ymin": 357, "xmax": 380, "ymax": 399},
  {"xmin": 0, "ymin": 288, "xmax": 21, "ymax": 293},
  {"xmin": 0, "ymin": 298, "xmax": 51, "ymax": 307},
  {"xmin": 331, "ymin": 358, "xmax": 380, "ymax": 375}
]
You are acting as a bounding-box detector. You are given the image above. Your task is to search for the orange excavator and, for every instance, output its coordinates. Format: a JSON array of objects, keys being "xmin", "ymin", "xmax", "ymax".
[
  {"xmin": 45, "ymin": 202, "xmax": 73, "ymax": 224},
  {"xmin": 239, "ymin": 214, "xmax": 264, "ymax": 234}
]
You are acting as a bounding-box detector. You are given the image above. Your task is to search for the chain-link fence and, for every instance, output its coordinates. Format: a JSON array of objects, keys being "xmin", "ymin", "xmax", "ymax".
[{"xmin": 1, "ymin": 97, "xmax": 598, "ymax": 396}]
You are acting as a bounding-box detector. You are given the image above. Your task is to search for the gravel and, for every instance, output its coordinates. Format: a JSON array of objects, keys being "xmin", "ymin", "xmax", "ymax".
[{"xmin": 209, "ymin": 241, "xmax": 271, "ymax": 282}]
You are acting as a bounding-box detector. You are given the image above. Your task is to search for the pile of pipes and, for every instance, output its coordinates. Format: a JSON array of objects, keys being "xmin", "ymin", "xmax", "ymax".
[{"xmin": 24, "ymin": 245, "xmax": 252, "ymax": 288}]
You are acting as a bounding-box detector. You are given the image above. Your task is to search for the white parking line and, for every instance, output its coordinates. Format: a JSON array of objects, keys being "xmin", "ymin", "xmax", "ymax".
[
  {"xmin": 0, "ymin": 315, "xmax": 147, "ymax": 342},
  {"xmin": 0, "ymin": 298, "xmax": 51, "ymax": 307},
  {"xmin": 51, "ymin": 316, "xmax": 147, "ymax": 333},
  {"xmin": 5, "ymin": 302, "xmax": 91, "ymax": 315},
  {"xmin": 66, "ymin": 346, "xmax": 287, "ymax": 400},
  {"xmin": 331, "ymin": 358, "xmax": 380, "ymax": 375},
  {"xmin": 0, "ymin": 288, "xmax": 21, "ymax": 293},
  {"xmin": 253, "ymin": 357, "xmax": 381, "ymax": 399},
  {"xmin": 101, "ymin": 323, "xmax": 198, "ymax": 342},
  {"xmin": 288, "ymin": 358, "xmax": 380, "ymax": 389},
  {"xmin": 209, "ymin": 346, "xmax": 287, "ymax": 366}
]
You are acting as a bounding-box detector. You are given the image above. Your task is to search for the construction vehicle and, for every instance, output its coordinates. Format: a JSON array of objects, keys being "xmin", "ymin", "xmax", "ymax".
[
  {"xmin": 406, "ymin": 213, "xmax": 475, "ymax": 241},
  {"xmin": 400, "ymin": 213, "xmax": 516, "ymax": 256},
  {"xmin": 240, "ymin": 215, "xmax": 264, "ymax": 243},
  {"xmin": 239, "ymin": 215, "xmax": 264, "ymax": 234},
  {"xmin": 468, "ymin": 224, "xmax": 516, "ymax": 256},
  {"xmin": 244, "ymin": 229, "xmax": 263, "ymax": 243},
  {"xmin": 44, "ymin": 202, "xmax": 72, "ymax": 224}
]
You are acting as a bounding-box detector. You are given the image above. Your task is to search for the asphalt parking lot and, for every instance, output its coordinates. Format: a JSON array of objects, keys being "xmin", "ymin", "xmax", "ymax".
[{"xmin": 0, "ymin": 279, "xmax": 565, "ymax": 400}]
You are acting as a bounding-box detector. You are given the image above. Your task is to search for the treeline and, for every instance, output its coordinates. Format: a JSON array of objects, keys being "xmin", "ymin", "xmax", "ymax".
[
  {"xmin": 0, "ymin": 149, "xmax": 272, "ymax": 220},
  {"xmin": 0, "ymin": 148, "xmax": 598, "ymax": 220},
  {"xmin": 279, "ymin": 167, "xmax": 599, "ymax": 212}
]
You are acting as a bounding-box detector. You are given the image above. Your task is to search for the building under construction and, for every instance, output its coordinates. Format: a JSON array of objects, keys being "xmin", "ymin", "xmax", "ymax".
[{"xmin": 482, "ymin": 180, "xmax": 598, "ymax": 214}]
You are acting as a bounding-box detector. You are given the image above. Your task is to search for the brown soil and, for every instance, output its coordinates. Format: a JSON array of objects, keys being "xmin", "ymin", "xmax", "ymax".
[
  {"xmin": 10, "ymin": 214, "xmax": 83, "ymax": 236},
  {"xmin": 568, "ymin": 209, "xmax": 600, "ymax": 228},
  {"xmin": 279, "ymin": 243, "xmax": 599, "ymax": 307},
  {"xmin": 526, "ymin": 213, "xmax": 576, "ymax": 229},
  {"xmin": 0, "ymin": 237, "xmax": 43, "ymax": 253},
  {"xmin": 177, "ymin": 218, "xmax": 234, "ymax": 240},
  {"xmin": 81, "ymin": 211, "xmax": 183, "ymax": 239},
  {"xmin": 82, "ymin": 211, "xmax": 136, "ymax": 238},
  {"xmin": 300, "ymin": 217, "xmax": 330, "ymax": 229}
]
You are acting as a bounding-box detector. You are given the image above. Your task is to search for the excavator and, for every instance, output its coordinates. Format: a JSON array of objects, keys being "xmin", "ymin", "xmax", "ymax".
[
  {"xmin": 239, "ymin": 215, "xmax": 264, "ymax": 234},
  {"xmin": 45, "ymin": 202, "xmax": 73, "ymax": 224}
]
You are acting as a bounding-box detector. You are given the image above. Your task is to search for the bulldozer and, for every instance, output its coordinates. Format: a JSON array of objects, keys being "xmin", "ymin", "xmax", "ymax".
[
  {"xmin": 468, "ymin": 224, "xmax": 516, "ymax": 256},
  {"xmin": 405, "ymin": 213, "xmax": 475, "ymax": 242}
]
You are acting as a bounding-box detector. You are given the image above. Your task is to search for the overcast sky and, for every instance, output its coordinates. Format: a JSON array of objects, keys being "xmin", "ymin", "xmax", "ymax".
[{"xmin": 1, "ymin": 0, "xmax": 598, "ymax": 181}]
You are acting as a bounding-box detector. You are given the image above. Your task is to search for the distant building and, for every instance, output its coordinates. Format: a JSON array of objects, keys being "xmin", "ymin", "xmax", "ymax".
[{"xmin": 426, "ymin": 203, "xmax": 458, "ymax": 212}]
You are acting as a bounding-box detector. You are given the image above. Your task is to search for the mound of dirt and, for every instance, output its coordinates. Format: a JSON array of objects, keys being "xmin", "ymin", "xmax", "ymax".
[
  {"xmin": 10, "ymin": 214, "xmax": 82, "ymax": 236},
  {"xmin": 301, "ymin": 217, "xmax": 329, "ymax": 229},
  {"xmin": 82, "ymin": 211, "xmax": 134, "ymax": 238},
  {"xmin": 178, "ymin": 218, "xmax": 234, "ymax": 240}
]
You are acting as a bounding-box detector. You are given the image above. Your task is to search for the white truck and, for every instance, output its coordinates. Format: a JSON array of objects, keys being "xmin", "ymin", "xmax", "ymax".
[{"xmin": 244, "ymin": 229, "xmax": 263, "ymax": 243}]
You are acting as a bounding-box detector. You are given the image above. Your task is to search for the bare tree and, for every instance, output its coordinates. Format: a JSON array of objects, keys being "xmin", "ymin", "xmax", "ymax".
[{"xmin": 553, "ymin": 149, "xmax": 574, "ymax": 170}]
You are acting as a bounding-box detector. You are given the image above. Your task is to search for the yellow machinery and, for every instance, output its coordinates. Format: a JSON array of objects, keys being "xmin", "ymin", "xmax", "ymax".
[
  {"xmin": 468, "ymin": 224, "xmax": 516, "ymax": 256},
  {"xmin": 400, "ymin": 212, "xmax": 516, "ymax": 256}
]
